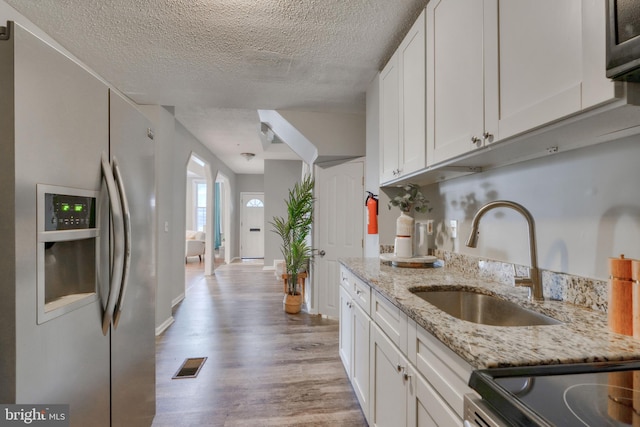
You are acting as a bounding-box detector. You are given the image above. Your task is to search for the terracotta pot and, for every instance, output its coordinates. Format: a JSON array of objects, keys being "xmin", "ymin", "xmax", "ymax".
[{"xmin": 283, "ymin": 293, "xmax": 302, "ymax": 314}]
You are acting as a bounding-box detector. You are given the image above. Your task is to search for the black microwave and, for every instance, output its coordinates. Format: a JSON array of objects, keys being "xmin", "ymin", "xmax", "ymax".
[{"xmin": 607, "ymin": 0, "xmax": 640, "ymax": 81}]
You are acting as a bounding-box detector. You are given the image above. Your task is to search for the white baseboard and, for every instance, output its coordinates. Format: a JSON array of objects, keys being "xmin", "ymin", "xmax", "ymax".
[
  {"xmin": 155, "ymin": 316, "xmax": 175, "ymax": 336},
  {"xmin": 171, "ymin": 293, "xmax": 185, "ymax": 307}
]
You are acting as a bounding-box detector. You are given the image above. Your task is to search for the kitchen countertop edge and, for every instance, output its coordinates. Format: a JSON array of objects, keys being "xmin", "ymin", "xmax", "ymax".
[{"xmin": 339, "ymin": 257, "xmax": 640, "ymax": 370}]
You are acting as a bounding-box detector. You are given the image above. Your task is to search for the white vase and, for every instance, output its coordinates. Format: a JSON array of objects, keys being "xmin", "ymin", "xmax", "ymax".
[
  {"xmin": 395, "ymin": 212, "xmax": 414, "ymax": 258},
  {"xmin": 396, "ymin": 211, "xmax": 414, "ymax": 237}
]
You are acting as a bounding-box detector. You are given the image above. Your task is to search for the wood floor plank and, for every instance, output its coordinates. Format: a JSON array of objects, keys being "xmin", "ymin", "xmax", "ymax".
[{"xmin": 152, "ymin": 261, "xmax": 368, "ymax": 427}]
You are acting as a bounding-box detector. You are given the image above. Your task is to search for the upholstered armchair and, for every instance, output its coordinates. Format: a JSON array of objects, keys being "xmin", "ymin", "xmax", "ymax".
[{"xmin": 185, "ymin": 230, "xmax": 206, "ymax": 262}]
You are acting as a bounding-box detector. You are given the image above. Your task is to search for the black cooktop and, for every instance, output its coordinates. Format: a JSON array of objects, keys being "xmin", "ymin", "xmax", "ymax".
[{"xmin": 470, "ymin": 360, "xmax": 640, "ymax": 426}]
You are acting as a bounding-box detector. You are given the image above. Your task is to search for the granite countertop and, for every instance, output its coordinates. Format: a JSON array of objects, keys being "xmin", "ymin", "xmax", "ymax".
[{"xmin": 340, "ymin": 257, "xmax": 640, "ymax": 370}]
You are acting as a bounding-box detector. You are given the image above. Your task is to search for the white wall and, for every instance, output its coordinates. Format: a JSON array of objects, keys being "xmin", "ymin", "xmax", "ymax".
[
  {"xmin": 237, "ymin": 174, "xmax": 265, "ymax": 193},
  {"xmin": 443, "ymin": 136, "xmax": 640, "ymax": 280},
  {"xmin": 264, "ymin": 160, "xmax": 303, "ymax": 268},
  {"xmin": 137, "ymin": 105, "xmax": 180, "ymax": 334},
  {"xmin": 277, "ymin": 110, "xmax": 366, "ymax": 163},
  {"xmin": 364, "ymin": 74, "xmax": 380, "ymax": 257},
  {"xmin": 376, "ymin": 136, "xmax": 640, "ymax": 281}
]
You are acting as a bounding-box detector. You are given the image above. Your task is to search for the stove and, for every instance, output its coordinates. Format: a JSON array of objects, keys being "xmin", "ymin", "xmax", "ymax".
[{"xmin": 468, "ymin": 360, "xmax": 640, "ymax": 426}]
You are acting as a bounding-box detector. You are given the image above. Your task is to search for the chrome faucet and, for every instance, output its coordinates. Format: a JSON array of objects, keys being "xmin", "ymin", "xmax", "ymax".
[{"xmin": 465, "ymin": 200, "xmax": 543, "ymax": 301}]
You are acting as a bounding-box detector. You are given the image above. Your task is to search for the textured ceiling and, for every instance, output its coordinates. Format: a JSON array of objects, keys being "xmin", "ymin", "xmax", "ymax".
[{"xmin": 5, "ymin": 0, "xmax": 428, "ymax": 173}]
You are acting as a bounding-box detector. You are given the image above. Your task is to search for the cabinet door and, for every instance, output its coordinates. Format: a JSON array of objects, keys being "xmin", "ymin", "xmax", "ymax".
[
  {"xmin": 370, "ymin": 324, "xmax": 408, "ymax": 427},
  {"xmin": 494, "ymin": 0, "xmax": 583, "ymax": 139},
  {"xmin": 427, "ymin": 0, "xmax": 485, "ymax": 165},
  {"xmin": 339, "ymin": 286, "xmax": 353, "ymax": 375},
  {"xmin": 408, "ymin": 366, "xmax": 460, "ymax": 427},
  {"xmin": 352, "ymin": 303, "xmax": 370, "ymax": 419},
  {"xmin": 582, "ymin": 0, "xmax": 619, "ymax": 108},
  {"xmin": 399, "ymin": 9, "xmax": 426, "ymax": 175},
  {"xmin": 379, "ymin": 53, "xmax": 400, "ymax": 183}
]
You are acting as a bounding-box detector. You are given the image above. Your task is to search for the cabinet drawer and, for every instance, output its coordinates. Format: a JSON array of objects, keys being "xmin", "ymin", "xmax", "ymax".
[
  {"xmin": 372, "ymin": 291, "xmax": 408, "ymax": 355},
  {"xmin": 351, "ymin": 275, "xmax": 371, "ymax": 316},
  {"xmin": 409, "ymin": 321, "xmax": 473, "ymax": 418},
  {"xmin": 339, "ymin": 266, "xmax": 351, "ymax": 289}
]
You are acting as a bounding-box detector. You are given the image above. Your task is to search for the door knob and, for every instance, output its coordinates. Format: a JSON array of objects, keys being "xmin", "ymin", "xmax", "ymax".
[{"xmin": 318, "ymin": 250, "xmax": 326, "ymax": 257}]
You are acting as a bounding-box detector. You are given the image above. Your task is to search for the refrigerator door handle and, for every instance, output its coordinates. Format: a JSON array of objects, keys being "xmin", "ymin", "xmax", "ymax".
[
  {"xmin": 101, "ymin": 152, "xmax": 125, "ymax": 336},
  {"xmin": 112, "ymin": 157, "xmax": 131, "ymax": 329}
]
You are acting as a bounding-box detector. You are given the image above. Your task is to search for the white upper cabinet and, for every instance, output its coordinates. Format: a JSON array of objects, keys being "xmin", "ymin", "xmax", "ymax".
[
  {"xmin": 426, "ymin": 0, "xmax": 487, "ymax": 164},
  {"xmin": 427, "ymin": 0, "xmax": 625, "ymax": 167},
  {"xmin": 380, "ymin": 52, "xmax": 401, "ymax": 183},
  {"xmin": 492, "ymin": 0, "xmax": 617, "ymax": 140},
  {"xmin": 380, "ymin": 9, "xmax": 426, "ymax": 184}
]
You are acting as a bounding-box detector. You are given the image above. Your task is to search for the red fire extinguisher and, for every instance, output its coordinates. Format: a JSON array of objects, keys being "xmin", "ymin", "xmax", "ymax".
[{"xmin": 365, "ymin": 191, "xmax": 378, "ymax": 235}]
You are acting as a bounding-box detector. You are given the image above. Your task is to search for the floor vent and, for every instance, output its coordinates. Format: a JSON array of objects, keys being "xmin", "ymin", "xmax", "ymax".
[{"xmin": 173, "ymin": 357, "xmax": 207, "ymax": 379}]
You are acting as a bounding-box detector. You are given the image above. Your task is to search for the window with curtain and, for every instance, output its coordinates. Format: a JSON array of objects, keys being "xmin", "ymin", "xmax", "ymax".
[{"xmin": 196, "ymin": 181, "xmax": 207, "ymax": 232}]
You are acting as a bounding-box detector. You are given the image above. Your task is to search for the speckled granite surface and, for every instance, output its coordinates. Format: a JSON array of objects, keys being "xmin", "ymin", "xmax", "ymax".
[
  {"xmin": 340, "ymin": 257, "xmax": 640, "ymax": 370},
  {"xmin": 433, "ymin": 250, "xmax": 609, "ymax": 312}
]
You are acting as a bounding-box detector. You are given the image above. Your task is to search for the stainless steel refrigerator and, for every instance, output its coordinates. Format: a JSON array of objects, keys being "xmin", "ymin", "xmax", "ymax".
[{"xmin": 0, "ymin": 21, "xmax": 156, "ymax": 426}]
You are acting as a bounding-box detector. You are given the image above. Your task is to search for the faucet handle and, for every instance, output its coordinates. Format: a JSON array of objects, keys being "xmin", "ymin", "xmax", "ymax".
[
  {"xmin": 513, "ymin": 264, "xmax": 533, "ymax": 296},
  {"xmin": 514, "ymin": 276, "xmax": 533, "ymax": 299}
]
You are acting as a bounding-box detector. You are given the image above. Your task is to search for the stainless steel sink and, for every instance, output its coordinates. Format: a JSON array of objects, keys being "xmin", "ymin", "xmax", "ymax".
[{"xmin": 411, "ymin": 289, "xmax": 561, "ymax": 327}]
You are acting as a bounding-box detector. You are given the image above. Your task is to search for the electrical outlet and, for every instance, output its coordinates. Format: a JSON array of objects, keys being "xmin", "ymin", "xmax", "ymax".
[{"xmin": 449, "ymin": 220, "xmax": 457, "ymax": 239}]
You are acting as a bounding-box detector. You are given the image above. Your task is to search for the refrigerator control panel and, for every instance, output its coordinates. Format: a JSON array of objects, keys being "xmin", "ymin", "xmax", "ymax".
[{"xmin": 44, "ymin": 193, "xmax": 96, "ymax": 231}]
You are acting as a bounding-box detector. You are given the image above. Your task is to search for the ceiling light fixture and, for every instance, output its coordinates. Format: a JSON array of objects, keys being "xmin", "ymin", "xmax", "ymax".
[{"xmin": 241, "ymin": 152, "xmax": 255, "ymax": 161}]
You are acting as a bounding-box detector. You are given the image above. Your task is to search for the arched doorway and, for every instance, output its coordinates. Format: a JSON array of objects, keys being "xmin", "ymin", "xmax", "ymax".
[{"xmin": 186, "ymin": 154, "xmax": 214, "ymax": 275}]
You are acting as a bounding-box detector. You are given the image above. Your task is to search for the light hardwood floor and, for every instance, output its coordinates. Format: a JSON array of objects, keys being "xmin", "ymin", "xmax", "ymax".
[{"xmin": 152, "ymin": 260, "xmax": 368, "ymax": 426}]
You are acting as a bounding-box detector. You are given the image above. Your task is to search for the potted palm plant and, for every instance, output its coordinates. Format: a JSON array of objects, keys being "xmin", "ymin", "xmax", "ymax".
[{"xmin": 270, "ymin": 175, "xmax": 314, "ymax": 314}]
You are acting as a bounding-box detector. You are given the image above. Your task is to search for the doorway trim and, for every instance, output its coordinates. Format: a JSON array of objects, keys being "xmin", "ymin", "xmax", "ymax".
[
  {"xmin": 215, "ymin": 172, "xmax": 232, "ymax": 265},
  {"xmin": 186, "ymin": 153, "xmax": 214, "ymax": 276}
]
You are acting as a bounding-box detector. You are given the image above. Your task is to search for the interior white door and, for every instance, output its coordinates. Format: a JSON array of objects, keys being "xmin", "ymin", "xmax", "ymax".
[
  {"xmin": 314, "ymin": 160, "xmax": 364, "ymax": 317},
  {"xmin": 240, "ymin": 192, "xmax": 265, "ymax": 258}
]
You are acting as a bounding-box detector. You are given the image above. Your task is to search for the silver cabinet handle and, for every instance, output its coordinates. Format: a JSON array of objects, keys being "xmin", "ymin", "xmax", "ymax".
[
  {"xmin": 101, "ymin": 152, "xmax": 125, "ymax": 336},
  {"xmin": 483, "ymin": 132, "xmax": 494, "ymax": 142},
  {"xmin": 471, "ymin": 136, "xmax": 482, "ymax": 146},
  {"xmin": 396, "ymin": 364, "xmax": 403, "ymax": 372},
  {"xmin": 112, "ymin": 157, "xmax": 131, "ymax": 329}
]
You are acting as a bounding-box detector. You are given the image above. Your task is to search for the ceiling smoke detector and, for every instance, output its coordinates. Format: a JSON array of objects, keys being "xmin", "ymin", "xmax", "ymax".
[{"xmin": 241, "ymin": 152, "xmax": 255, "ymax": 161}]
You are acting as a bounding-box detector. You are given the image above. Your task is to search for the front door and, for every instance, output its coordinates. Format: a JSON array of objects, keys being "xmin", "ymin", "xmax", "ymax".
[
  {"xmin": 314, "ymin": 160, "xmax": 364, "ymax": 317},
  {"xmin": 240, "ymin": 192, "xmax": 265, "ymax": 259}
]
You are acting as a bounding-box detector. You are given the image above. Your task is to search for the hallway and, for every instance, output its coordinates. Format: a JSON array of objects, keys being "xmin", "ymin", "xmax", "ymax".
[{"xmin": 152, "ymin": 261, "xmax": 367, "ymax": 426}]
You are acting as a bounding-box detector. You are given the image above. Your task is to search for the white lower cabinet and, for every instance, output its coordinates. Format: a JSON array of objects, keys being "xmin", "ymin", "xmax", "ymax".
[
  {"xmin": 408, "ymin": 364, "xmax": 460, "ymax": 427},
  {"xmin": 339, "ymin": 266, "xmax": 472, "ymax": 426},
  {"xmin": 339, "ymin": 276, "xmax": 371, "ymax": 422},
  {"xmin": 339, "ymin": 285, "xmax": 353, "ymax": 375},
  {"xmin": 370, "ymin": 323, "xmax": 409, "ymax": 427},
  {"xmin": 352, "ymin": 302, "xmax": 370, "ymax": 414},
  {"xmin": 408, "ymin": 319, "xmax": 474, "ymax": 419}
]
